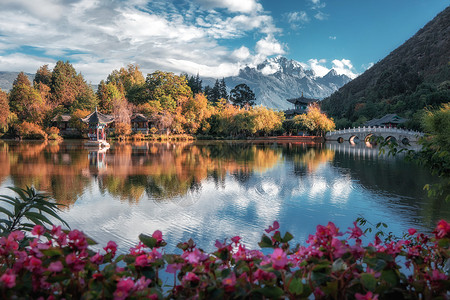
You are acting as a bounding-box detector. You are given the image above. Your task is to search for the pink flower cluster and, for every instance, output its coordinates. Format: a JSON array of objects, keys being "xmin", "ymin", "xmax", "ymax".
[{"xmin": 0, "ymin": 220, "xmax": 448, "ymax": 299}]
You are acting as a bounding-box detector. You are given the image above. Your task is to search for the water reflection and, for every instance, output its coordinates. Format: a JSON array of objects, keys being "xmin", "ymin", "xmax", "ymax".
[{"xmin": 0, "ymin": 140, "xmax": 448, "ymax": 253}]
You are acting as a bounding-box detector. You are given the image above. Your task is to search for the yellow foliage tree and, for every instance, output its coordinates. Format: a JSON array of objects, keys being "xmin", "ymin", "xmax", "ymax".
[{"xmin": 294, "ymin": 104, "xmax": 335, "ymax": 136}]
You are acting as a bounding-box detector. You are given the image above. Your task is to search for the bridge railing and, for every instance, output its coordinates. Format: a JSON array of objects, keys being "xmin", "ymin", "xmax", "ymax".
[{"xmin": 326, "ymin": 126, "xmax": 425, "ymax": 137}]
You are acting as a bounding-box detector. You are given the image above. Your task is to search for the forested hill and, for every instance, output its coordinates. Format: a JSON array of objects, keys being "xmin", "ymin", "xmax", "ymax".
[{"xmin": 321, "ymin": 6, "xmax": 450, "ymax": 129}]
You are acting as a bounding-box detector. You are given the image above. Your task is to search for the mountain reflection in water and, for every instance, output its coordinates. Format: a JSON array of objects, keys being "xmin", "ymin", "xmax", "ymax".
[{"xmin": 0, "ymin": 140, "xmax": 448, "ymax": 253}]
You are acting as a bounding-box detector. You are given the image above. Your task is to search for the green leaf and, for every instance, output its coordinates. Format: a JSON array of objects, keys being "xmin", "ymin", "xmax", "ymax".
[
  {"xmin": 381, "ymin": 270, "xmax": 398, "ymax": 286},
  {"xmin": 139, "ymin": 233, "xmax": 157, "ymax": 249},
  {"xmin": 361, "ymin": 273, "xmax": 377, "ymax": 291},
  {"xmin": 255, "ymin": 286, "xmax": 284, "ymax": 298},
  {"xmin": 258, "ymin": 235, "xmax": 273, "ymax": 248},
  {"xmin": 288, "ymin": 277, "xmax": 303, "ymax": 295},
  {"xmin": 41, "ymin": 249, "xmax": 63, "ymax": 257},
  {"xmin": 437, "ymin": 238, "xmax": 449, "ymax": 248},
  {"xmin": 0, "ymin": 206, "xmax": 13, "ymax": 218},
  {"xmin": 282, "ymin": 231, "xmax": 293, "ymax": 243},
  {"xmin": 24, "ymin": 211, "xmax": 53, "ymax": 225}
]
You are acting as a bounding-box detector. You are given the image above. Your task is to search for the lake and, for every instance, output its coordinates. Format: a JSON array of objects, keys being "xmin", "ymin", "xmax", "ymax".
[{"xmin": 0, "ymin": 140, "xmax": 448, "ymax": 253}]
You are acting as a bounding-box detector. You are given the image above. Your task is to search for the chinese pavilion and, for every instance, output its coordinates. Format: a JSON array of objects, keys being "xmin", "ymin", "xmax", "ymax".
[
  {"xmin": 285, "ymin": 93, "xmax": 318, "ymax": 118},
  {"xmin": 81, "ymin": 108, "xmax": 115, "ymax": 147}
]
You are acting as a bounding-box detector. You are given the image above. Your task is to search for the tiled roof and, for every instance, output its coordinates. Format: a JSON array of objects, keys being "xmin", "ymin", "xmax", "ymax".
[
  {"xmin": 51, "ymin": 114, "xmax": 72, "ymax": 122},
  {"xmin": 287, "ymin": 95, "xmax": 318, "ymax": 105},
  {"xmin": 81, "ymin": 110, "xmax": 115, "ymax": 124},
  {"xmin": 365, "ymin": 114, "xmax": 407, "ymax": 126}
]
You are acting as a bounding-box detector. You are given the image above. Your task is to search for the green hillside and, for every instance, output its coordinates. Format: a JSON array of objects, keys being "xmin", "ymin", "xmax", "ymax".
[{"xmin": 321, "ymin": 6, "xmax": 450, "ymax": 129}]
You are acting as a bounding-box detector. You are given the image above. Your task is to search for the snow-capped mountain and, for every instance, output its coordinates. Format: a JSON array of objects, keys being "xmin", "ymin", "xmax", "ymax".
[{"xmin": 211, "ymin": 57, "xmax": 353, "ymax": 110}]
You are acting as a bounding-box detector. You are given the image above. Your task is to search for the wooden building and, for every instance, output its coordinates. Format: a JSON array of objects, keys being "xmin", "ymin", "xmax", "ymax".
[
  {"xmin": 364, "ymin": 114, "xmax": 407, "ymax": 128},
  {"xmin": 130, "ymin": 114, "xmax": 150, "ymax": 134}
]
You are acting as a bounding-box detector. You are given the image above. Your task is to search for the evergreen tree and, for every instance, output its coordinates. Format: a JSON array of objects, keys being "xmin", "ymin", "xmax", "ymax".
[
  {"xmin": 50, "ymin": 61, "xmax": 96, "ymax": 110},
  {"xmin": 230, "ymin": 83, "xmax": 256, "ymax": 108},
  {"xmin": 13, "ymin": 72, "xmax": 31, "ymax": 87},
  {"xmin": 34, "ymin": 65, "xmax": 52, "ymax": 86},
  {"xmin": 219, "ymin": 78, "xmax": 228, "ymax": 100}
]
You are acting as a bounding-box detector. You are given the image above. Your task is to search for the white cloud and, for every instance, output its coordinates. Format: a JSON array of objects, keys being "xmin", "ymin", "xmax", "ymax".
[
  {"xmin": 329, "ymin": 36, "xmax": 336, "ymax": 40},
  {"xmin": 304, "ymin": 58, "xmax": 358, "ymax": 79},
  {"xmin": 287, "ymin": 11, "xmax": 309, "ymax": 24},
  {"xmin": 195, "ymin": 0, "xmax": 263, "ymax": 14},
  {"xmin": 331, "ymin": 59, "xmax": 357, "ymax": 79},
  {"xmin": 362, "ymin": 62, "xmax": 374, "ymax": 70},
  {"xmin": 310, "ymin": 0, "xmax": 326, "ymax": 10},
  {"xmin": 255, "ymin": 35, "xmax": 286, "ymax": 57},
  {"xmin": 232, "ymin": 46, "xmax": 251, "ymax": 60},
  {"xmin": 307, "ymin": 58, "xmax": 329, "ymax": 77},
  {"xmin": 314, "ymin": 11, "xmax": 328, "ymax": 20},
  {"xmin": 0, "ymin": 0, "xmax": 284, "ymax": 82}
]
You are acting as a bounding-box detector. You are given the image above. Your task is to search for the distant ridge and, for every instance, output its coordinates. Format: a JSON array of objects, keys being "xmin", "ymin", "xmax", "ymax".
[
  {"xmin": 214, "ymin": 56, "xmax": 352, "ymax": 110},
  {"xmin": 0, "ymin": 71, "xmax": 34, "ymax": 91},
  {"xmin": 321, "ymin": 6, "xmax": 450, "ymax": 124}
]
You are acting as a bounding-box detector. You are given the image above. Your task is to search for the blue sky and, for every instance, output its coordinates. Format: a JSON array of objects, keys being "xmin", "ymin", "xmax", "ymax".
[{"xmin": 0, "ymin": 0, "xmax": 448, "ymax": 82}]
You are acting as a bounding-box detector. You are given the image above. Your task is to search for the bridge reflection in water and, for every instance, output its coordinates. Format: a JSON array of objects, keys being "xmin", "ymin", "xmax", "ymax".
[{"xmin": 325, "ymin": 140, "xmax": 422, "ymax": 160}]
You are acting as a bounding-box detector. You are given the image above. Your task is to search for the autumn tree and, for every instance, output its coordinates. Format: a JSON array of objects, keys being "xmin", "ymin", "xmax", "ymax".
[
  {"xmin": 50, "ymin": 61, "xmax": 97, "ymax": 110},
  {"xmin": 182, "ymin": 93, "xmax": 211, "ymax": 133},
  {"xmin": 106, "ymin": 64, "xmax": 145, "ymax": 96},
  {"xmin": 34, "ymin": 65, "xmax": 52, "ymax": 86},
  {"xmin": 293, "ymin": 104, "xmax": 335, "ymax": 136},
  {"xmin": 97, "ymin": 81, "xmax": 126, "ymax": 114},
  {"xmin": 230, "ymin": 84, "xmax": 256, "ymax": 108},
  {"xmin": 0, "ymin": 89, "xmax": 9, "ymax": 131},
  {"xmin": 9, "ymin": 72, "xmax": 48, "ymax": 125}
]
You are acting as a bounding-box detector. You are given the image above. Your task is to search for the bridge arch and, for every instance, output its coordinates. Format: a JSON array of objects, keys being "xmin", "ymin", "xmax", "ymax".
[
  {"xmin": 385, "ymin": 136, "xmax": 397, "ymax": 143},
  {"xmin": 337, "ymin": 137, "xmax": 344, "ymax": 143},
  {"xmin": 401, "ymin": 137, "xmax": 410, "ymax": 145},
  {"xmin": 349, "ymin": 135, "xmax": 360, "ymax": 145}
]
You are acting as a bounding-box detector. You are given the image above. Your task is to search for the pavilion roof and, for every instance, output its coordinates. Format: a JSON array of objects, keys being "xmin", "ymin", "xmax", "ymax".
[
  {"xmin": 81, "ymin": 109, "xmax": 115, "ymax": 124},
  {"xmin": 287, "ymin": 95, "xmax": 318, "ymax": 105}
]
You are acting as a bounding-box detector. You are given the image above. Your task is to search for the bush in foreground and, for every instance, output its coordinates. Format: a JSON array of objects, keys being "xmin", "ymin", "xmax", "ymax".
[{"xmin": 0, "ymin": 220, "xmax": 448, "ymax": 299}]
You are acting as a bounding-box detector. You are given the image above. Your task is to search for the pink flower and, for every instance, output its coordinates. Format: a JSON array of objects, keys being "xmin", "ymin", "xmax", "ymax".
[
  {"xmin": 355, "ymin": 291, "xmax": 379, "ymax": 300},
  {"xmin": 0, "ymin": 272, "xmax": 16, "ymax": 288},
  {"xmin": 135, "ymin": 254, "xmax": 148, "ymax": 267},
  {"xmin": 166, "ymin": 263, "xmax": 182, "ymax": 274},
  {"xmin": 265, "ymin": 221, "xmax": 280, "ymax": 233},
  {"xmin": 48, "ymin": 261, "xmax": 63, "ymax": 272},
  {"xmin": 183, "ymin": 272, "xmax": 199, "ymax": 283},
  {"xmin": 32, "ymin": 225, "xmax": 45, "ymax": 236},
  {"xmin": 408, "ymin": 228, "xmax": 417, "ymax": 235},
  {"xmin": 271, "ymin": 248, "xmax": 287, "ymax": 269},
  {"xmin": 152, "ymin": 230, "xmax": 163, "ymax": 243},
  {"xmin": 182, "ymin": 248, "xmax": 208, "ymax": 265},
  {"xmin": 9, "ymin": 231, "xmax": 24, "ymax": 241},
  {"xmin": 114, "ymin": 278, "xmax": 135, "ymax": 300},
  {"xmin": 431, "ymin": 270, "xmax": 448, "ymax": 281},
  {"xmin": 104, "ymin": 241, "xmax": 118, "ymax": 256},
  {"xmin": 28, "ymin": 256, "xmax": 42, "ymax": 272},
  {"xmin": 231, "ymin": 236, "xmax": 241, "ymax": 244},
  {"xmin": 434, "ymin": 220, "xmax": 450, "ymax": 239},
  {"xmin": 90, "ymin": 252, "xmax": 104, "ymax": 265},
  {"xmin": 135, "ymin": 276, "xmax": 151, "ymax": 291},
  {"xmin": 347, "ymin": 222, "xmax": 364, "ymax": 239},
  {"xmin": 222, "ymin": 273, "xmax": 236, "ymax": 292}
]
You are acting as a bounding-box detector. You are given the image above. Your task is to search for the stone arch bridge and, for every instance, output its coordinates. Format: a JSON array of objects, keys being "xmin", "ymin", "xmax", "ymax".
[{"xmin": 325, "ymin": 127, "xmax": 424, "ymax": 144}]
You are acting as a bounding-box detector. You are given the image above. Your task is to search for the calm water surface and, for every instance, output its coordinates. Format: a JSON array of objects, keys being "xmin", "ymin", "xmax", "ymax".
[{"xmin": 0, "ymin": 140, "xmax": 448, "ymax": 253}]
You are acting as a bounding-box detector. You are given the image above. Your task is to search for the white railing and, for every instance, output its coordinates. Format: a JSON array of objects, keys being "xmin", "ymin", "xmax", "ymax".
[{"xmin": 326, "ymin": 126, "xmax": 424, "ymax": 136}]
